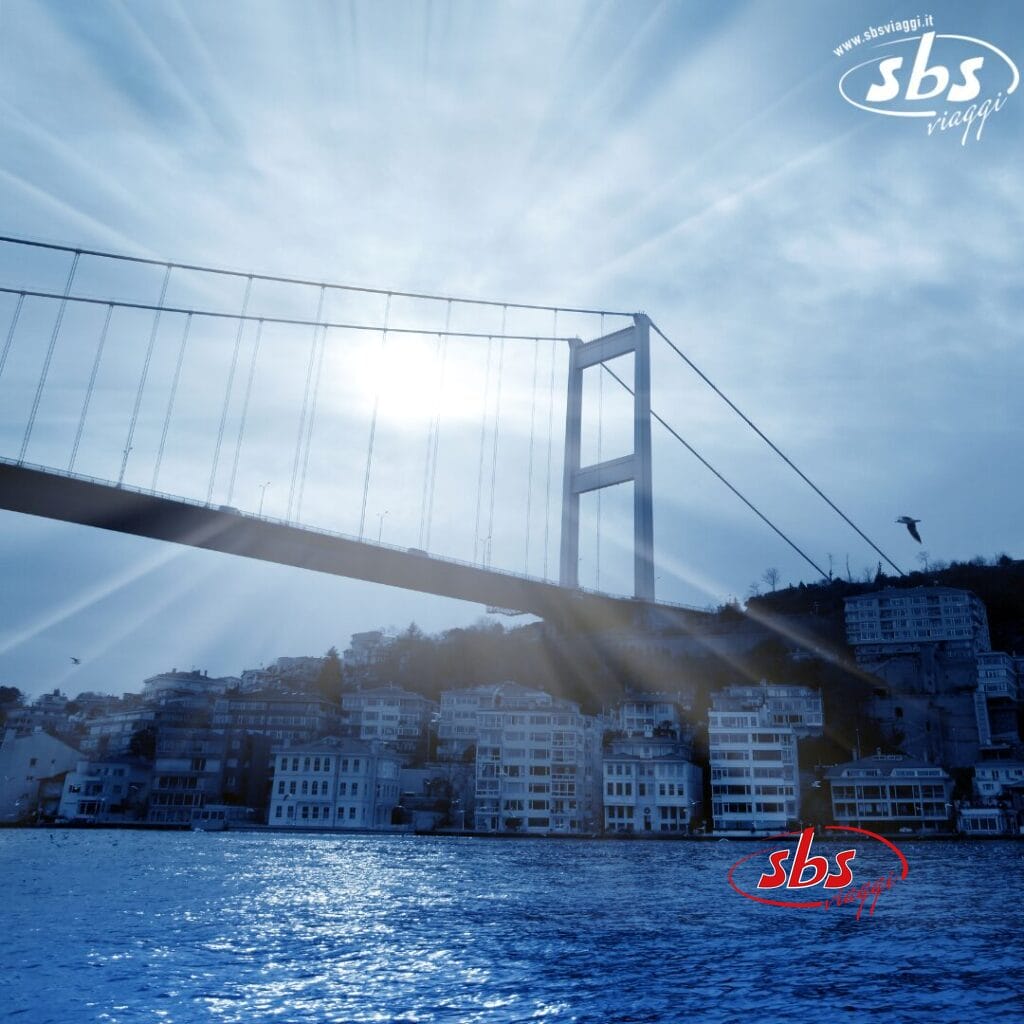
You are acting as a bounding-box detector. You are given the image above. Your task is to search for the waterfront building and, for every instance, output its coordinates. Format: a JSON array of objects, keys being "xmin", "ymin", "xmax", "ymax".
[
  {"xmin": 473, "ymin": 686, "xmax": 603, "ymax": 835},
  {"xmin": 957, "ymin": 806, "xmax": 1015, "ymax": 835},
  {"xmin": 146, "ymin": 729, "xmax": 227, "ymax": 825},
  {"xmin": 603, "ymin": 736, "xmax": 703, "ymax": 834},
  {"xmin": 613, "ymin": 692, "xmax": 686, "ymax": 738},
  {"xmin": 0, "ymin": 728, "xmax": 81, "ymax": 822},
  {"xmin": 844, "ymin": 587, "xmax": 991, "ymax": 664},
  {"xmin": 342, "ymin": 685, "xmax": 435, "ymax": 756},
  {"xmin": 437, "ymin": 683, "xmax": 512, "ymax": 761},
  {"xmin": 58, "ymin": 757, "xmax": 151, "ymax": 823},
  {"xmin": 827, "ymin": 754, "xmax": 953, "ymax": 832},
  {"xmin": 238, "ymin": 656, "xmax": 327, "ymax": 693},
  {"xmin": 707, "ymin": 683, "xmax": 822, "ymax": 834},
  {"xmin": 268, "ymin": 736, "xmax": 402, "ymax": 829}
]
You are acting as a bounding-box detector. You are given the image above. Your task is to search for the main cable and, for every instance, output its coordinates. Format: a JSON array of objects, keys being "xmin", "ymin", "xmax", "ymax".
[
  {"xmin": 600, "ymin": 361, "xmax": 829, "ymax": 580},
  {"xmin": 649, "ymin": 319, "xmax": 904, "ymax": 577}
]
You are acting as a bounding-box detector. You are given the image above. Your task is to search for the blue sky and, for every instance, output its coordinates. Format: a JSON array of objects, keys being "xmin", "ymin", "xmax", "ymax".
[{"xmin": 0, "ymin": 1, "xmax": 1021, "ymax": 698}]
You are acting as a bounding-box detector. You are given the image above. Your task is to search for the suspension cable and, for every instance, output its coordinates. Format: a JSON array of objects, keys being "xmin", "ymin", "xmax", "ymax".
[
  {"xmin": 596, "ymin": 317, "xmax": 604, "ymax": 590},
  {"xmin": 524, "ymin": 336, "xmax": 540, "ymax": 574},
  {"xmin": 600, "ymin": 361, "xmax": 829, "ymax": 580},
  {"xmin": 484, "ymin": 307, "xmax": 507, "ymax": 567},
  {"xmin": 542, "ymin": 310, "xmax": 558, "ymax": 580},
  {"xmin": 0, "ymin": 291, "xmax": 25, "ymax": 383},
  {"xmin": 0, "ymin": 233, "xmax": 632, "ymax": 318},
  {"xmin": 358, "ymin": 293, "xmax": 391, "ymax": 539},
  {"xmin": 119, "ymin": 264, "xmax": 171, "ymax": 485},
  {"xmin": 291, "ymin": 286, "xmax": 326, "ymax": 522},
  {"xmin": 152, "ymin": 312, "xmax": 194, "ymax": 491},
  {"xmin": 473, "ymin": 335, "xmax": 494, "ymax": 564},
  {"xmin": 0, "ymin": 287, "xmax": 574, "ymax": 343},
  {"xmin": 226, "ymin": 317, "xmax": 265, "ymax": 507},
  {"xmin": 68, "ymin": 303, "xmax": 114, "ymax": 473},
  {"xmin": 297, "ymin": 319, "xmax": 329, "ymax": 523},
  {"xmin": 207, "ymin": 276, "xmax": 253, "ymax": 504},
  {"xmin": 424, "ymin": 300, "xmax": 452, "ymax": 551},
  {"xmin": 649, "ymin": 319, "xmax": 904, "ymax": 576},
  {"xmin": 19, "ymin": 251, "xmax": 79, "ymax": 463}
]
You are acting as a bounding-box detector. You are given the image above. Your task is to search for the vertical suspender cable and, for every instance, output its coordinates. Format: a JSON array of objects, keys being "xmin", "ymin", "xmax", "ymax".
[
  {"xmin": 68, "ymin": 302, "xmax": 114, "ymax": 473},
  {"xmin": 296, "ymin": 315, "xmax": 329, "ymax": 523},
  {"xmin": 542, "ymin": 310, "xmax": 558, "ymax": 579},
  {"xmin": 19, "ymin": 251, "xmax": 79, "ymax": 463},
  {"xmin": 418, "ymin": 329, "xmax": 442, "ymax": 548},
  {"xmin": 0, "ymin": 291, "xmax": 25, "ymax": 383},
  {"xmin": 523, "ymin": 336, "xmax": 540, "ymax": 574},
  {"xmin": 484, "ymin": 306, "xmax": 507, "ymax": 567},
  {"xmin": 359, "ymin": 293, "xmax": 391, "ymax": 539},
  {"xmin": 119, "ymin": 264, "xmax": 171, "ymax": 484},
  {"xmin": 226, "ymin": 317, "xmax": 265, "ymax": 506},
  {"xmin": 473, "ymin": 334, "xmax": 494, "ymax": 565},
  {"xmin": 152, "ymin": 312, "xmax": 194, "ymax": 491},
  {"xmin": 424, "ymin": 299, "xmax": 451, "ymax": 551},
  {"xmin": 596, "ymin": 312, "xmax": 604, "ymax": 589},
  {"xmin": 288, "ymin": 286, "xmax": 326, "ymax": 521},
  {"xmin": 207, "ymin": 276, "xmax": 253, "ymax": 503}
]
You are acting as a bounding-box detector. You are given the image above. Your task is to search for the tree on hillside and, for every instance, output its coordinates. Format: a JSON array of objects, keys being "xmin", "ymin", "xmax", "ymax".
[{"xmin": 313, "ymin": 647, "xmax": 344, "ymax": 701}]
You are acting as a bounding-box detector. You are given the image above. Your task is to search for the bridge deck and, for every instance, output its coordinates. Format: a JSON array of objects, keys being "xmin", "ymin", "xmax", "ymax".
[{"xmin": 0, "ymin": 460, "xmax": 710, "ymax": 633}]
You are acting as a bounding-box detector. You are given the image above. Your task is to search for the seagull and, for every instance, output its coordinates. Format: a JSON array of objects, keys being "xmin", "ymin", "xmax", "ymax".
[
  {"xmin": 896, "ymin": 516, "xmax": 922, "ymax": 543},
  {"xmin": 69, "ymin": 656, "xmax": 81, "ymax": 665}
]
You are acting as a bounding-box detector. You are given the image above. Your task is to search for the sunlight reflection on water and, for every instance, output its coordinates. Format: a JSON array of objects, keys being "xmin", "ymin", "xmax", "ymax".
[{"xmin": 1, "ymin": 831, "xmax": 1022, "ymax": 1023}]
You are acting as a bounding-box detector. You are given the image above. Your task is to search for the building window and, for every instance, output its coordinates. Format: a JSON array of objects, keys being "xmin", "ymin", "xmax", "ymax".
[
  {"xmin": 304, "ymin": 758, "xmax": 311, "ymax": 771},
  {"xmin": 301, "ymin": 781, "xmax": 308, "ymax": 795},
  {"xmin": 314, "ymin": 758, "xmax": 321, "ymax": 771},
  {"xmin": 278, "ymin": 782, "xmax": 285, "ymax": 795},
  {"xmin": 275, "ymin": 806, "xmax": 282, "ymax": 818},
  {"xmin": 351, "ymin": 783, "xmax": 358, "ymax": 796},
  {"xmin": 323, "ymin": 758, "xmax": 331, "ymax": 771},
  {"xmin": 339, "ymin": 782, "xmax": 347, "ymax": 796},
  {"xmin": 349, "ymin": 807, "xmax": 356, "ymax": 819}
]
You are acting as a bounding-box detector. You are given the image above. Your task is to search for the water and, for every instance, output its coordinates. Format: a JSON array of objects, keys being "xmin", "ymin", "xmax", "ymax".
[{"xmin": 1, "ymin": 831, "xmax": 1021, "ymax": 1023}]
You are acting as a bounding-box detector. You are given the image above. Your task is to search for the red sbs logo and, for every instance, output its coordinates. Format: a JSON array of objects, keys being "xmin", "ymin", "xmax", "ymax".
[{"xmin": 727, "ymin": 826, "xmax": 909, "ymax": 922}]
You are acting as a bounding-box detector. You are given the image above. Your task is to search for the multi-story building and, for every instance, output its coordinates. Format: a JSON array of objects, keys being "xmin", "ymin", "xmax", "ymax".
[
  {"xmin": 342, "ymin": 686, "xmax": 435, "ymax": 756},
  {"xmin": 437, "ymin": 683, "xmax": 509, "ymax": 761},
  {"xmin": 58, "ymin": 757, "xmax": 151, "ymax": 823},
  {"xmin": 238, "ymin": 656, "xmax": 327, "ymax": 693},
  {"xmin": 974, "ymin": 652, "xmax": 1020, "ymax": 748},
  {"xmin": 613, "ymin": 692, "xmax": 686, "ymax": 738},
  {"xmin": 603, "ymin": 736, "xmax": 702, "ymax": 834},
  {"xmin": 973, "ymin": 760, "xmax": 1024, "ymax": 800},
  {"xmin": 342, "ymin": 631, "xmax": 395, "ymax": 671},
  {"xmin": 473, "ymin": 686, "xmax": 603, "ymax": 835},
  {"xmin": 708, "ymin": 684, "xmax": 822, "ymax": 834},
  {"xmin": 0, "ymin": 728, "xmax": 82, "ymax": 822},
  {"xmin": 211, "ymin": 689, "xmax": 345, "ymax": 745},
  {"xmin": 844, "ymin": 587, "xmax": 991, "ymax": 664},
  {"xmin": 268, "ymin": 736, "xmax": 402, "ymax": 829},
  {"xmin": 141, "ymin": 669, "xmax": 237, "ymax": 701},
  {"xmin": 827, "ymin": 754, "xmax": 953, "ymax": 832},
  {"xmin": 4, "ymin": 689, "xmax": 74, "ymax": 738},
  {"xmin": 146, "ymin": 729, "xmax": 227, "ymax": 825}
]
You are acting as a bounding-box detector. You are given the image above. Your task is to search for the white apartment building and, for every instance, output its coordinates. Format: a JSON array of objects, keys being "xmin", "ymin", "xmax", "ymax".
[
  {"xmin": 342, "ymin": 686, "xmax": 436, "ymax": 755},
  {"xmin": 269, "ymin": 736, "xmax": 402, "ymax": 829},
  {"xmin": 708, "ymin": 684, "xmax": 822, "ymax": 834},
  {"xmin": 0, "ymin": 729, "xmax": 81, "ymax": 822},
  {"xmin": 473, "ymin": 686, "xmax": 603, "ymax": 834},
  {"xmin": 844, "ymin": 587, "xmax": 991, "ymax": 663},
  {"xmin": 58, "ymin": 758, "xmax": 151, "ymax": 823},
  {"xmin": 603, "ymin": 737, "xmax": 702, "ymax": 834}
]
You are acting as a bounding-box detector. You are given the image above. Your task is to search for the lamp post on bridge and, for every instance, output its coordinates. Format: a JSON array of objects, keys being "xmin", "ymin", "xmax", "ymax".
[
  {"xmin": 257, "ymin": 481, "xmax": 271, "ymax": 516},
  {"xmin": 376, "ymin": 510, "xmax": 389, "ymax": 544}
]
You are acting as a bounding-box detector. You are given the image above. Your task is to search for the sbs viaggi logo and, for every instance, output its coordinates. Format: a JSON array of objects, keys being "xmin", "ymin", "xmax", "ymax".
[
  {"xmin": 834, "ymin": 15, "xmax": 1019, "ymax": 144},
  {"xmin": 726, "ymin": 827, "xmax": 910, "ymax": 923}
]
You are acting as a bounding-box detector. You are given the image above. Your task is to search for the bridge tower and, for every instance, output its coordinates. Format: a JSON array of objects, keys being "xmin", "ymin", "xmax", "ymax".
[{"xmin": 559, "ymin": 313, "xmax": 654, "ymax": 601}]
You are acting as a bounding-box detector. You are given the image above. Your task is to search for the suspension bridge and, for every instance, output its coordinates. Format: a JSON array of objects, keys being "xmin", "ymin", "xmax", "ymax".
[{"xmin": 0, "ymin": 234, "xmax": 903, "ymax": 633}]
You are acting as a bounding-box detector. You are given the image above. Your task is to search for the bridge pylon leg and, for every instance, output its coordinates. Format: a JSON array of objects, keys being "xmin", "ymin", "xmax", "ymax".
[{"xmin": 559, "ymin": 313, "xmax": 654, "ymax": 601}]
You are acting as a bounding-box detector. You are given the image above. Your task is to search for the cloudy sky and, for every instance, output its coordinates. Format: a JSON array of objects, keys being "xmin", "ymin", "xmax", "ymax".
[{"xmin": 0, "ymin": 0, "xmax": 1021, "ymax": 698}]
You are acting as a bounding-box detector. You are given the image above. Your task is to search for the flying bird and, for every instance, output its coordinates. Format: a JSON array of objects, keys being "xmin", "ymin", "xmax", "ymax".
[
  {"xmin": 896, "ymin": 516, "xmax": 922, "ymax": 543},
  {"xmin": 70, "ymin": 656, "xmax": 81, "ymax": 665}
]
